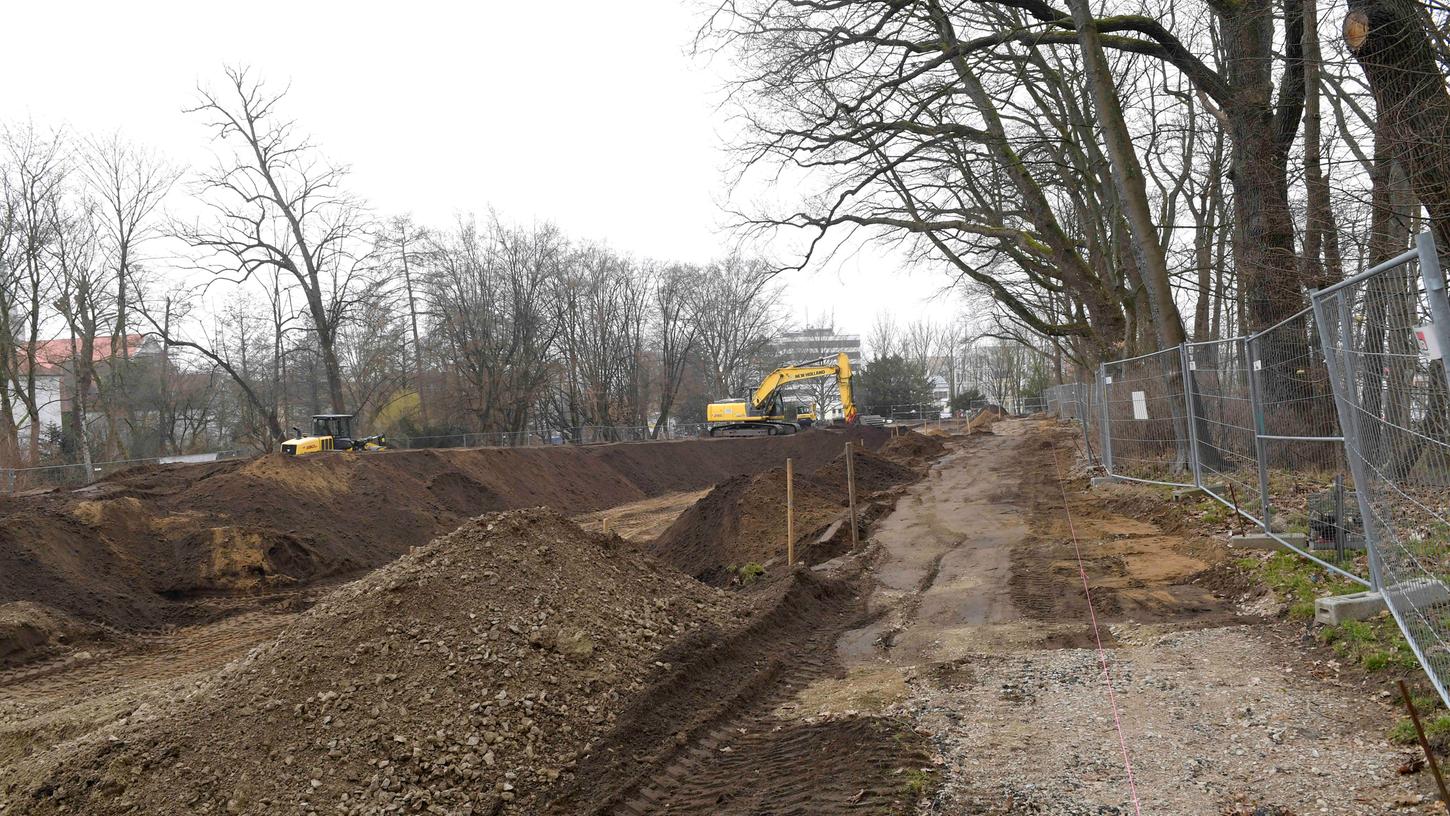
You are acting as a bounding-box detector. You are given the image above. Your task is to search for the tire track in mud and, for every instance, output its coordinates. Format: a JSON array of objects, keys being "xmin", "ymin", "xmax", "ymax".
[{"xmin": 596, "ymin": 591, "xmax": 927, "ymax": 816}]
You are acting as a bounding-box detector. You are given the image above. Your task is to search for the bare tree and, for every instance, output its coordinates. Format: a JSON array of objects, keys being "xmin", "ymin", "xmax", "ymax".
[
  {"xmin": 1, "ymin": 124, "xmax": 67, "ymax": 464},
  {"xmin": 650, "ymin": 262, "xmax": 700, "ymax": 437},
  {"xmin": 689, "ymin": 256, "xmax": 785, "ymax": 398},
  {"xmin": 376, "ymin": 215, "xmax": 431, "ymax": 423},
  {"xmin": 180, "ymin": 66, "xmax": 371, "ymax": 414},
  {"xmin": 48, "ymin": 192, "xmax": 106, "ymax": 473},
  {"xmin": 81, "ymin": 133, "xmax": 178, "ymax": 457}
]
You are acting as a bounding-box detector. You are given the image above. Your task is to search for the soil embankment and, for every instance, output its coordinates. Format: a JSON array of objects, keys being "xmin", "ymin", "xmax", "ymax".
[
  {"xmin": 1, "ymin": 510, "xmax": 743, "ymax": 814},
  {"xmin": 0, "ymin": 428, "xmax": 885, "ymax": 651},
  {"xmin": 1, "ymin": 424, "xmax": 946, "ymax": 816},
  {"xmin": 650, "ymin": 441, "xmax": 927, "ymax": 585}
]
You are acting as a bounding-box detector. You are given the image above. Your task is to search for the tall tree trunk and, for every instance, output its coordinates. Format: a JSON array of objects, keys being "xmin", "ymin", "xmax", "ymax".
[
  {"xmin": 1302, "ymin": 0, "xmax": 1341, "ymax": 289},
  {"xmin": 1346, "ymin": 0, "xmax": 1450, "ymax": 249},
  {"xmin": 1070, "ymin": 0, "xmax": 1188, "ymax": 348},
  {"xmin": 1222, "ymin": 0, "xmax": 1307, "ymax": 336}
]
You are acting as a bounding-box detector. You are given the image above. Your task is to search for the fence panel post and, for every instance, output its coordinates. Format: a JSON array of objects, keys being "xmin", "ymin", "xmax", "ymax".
[
  {"xmin": 1416, "ymin": 231, "xmax": 1450, "ymax": 393},
  {"xmin": 1312, "ymin": 289, "xmax": 1386, "ymax": 593},
  {"xmin": 1179, "ymin": 343, "xmax": 1204, "ymax": 488},
  {"xmin": 1098, "ymin": 364, "xmax": 1113, "ymax": 475},
  {"xmin": 1243, "ymin": 334, "xmax": 1275, "ymax": 534}
]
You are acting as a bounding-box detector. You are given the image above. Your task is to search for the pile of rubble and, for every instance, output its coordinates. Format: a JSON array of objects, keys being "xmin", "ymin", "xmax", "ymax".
[{"xmin": 3, "ymin": 509, "xmax": 741, "ymax": 815}]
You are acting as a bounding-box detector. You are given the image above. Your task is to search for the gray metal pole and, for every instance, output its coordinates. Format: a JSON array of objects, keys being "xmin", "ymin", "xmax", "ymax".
[
  {"xmin": 1099, "ymin": 363, "xmax": 1114, "ymax": 475},
  {"xmin": 1415, "ymin": 231, "xmax": 1450, "ymax": 393},
  {"xmin": 1179, "ymin": 343, "xmax": 1204, "ymax": 488},
  {"xmin": 1244, "ymin": 334, "xmax": 1275, "ymax": 532},
  {"xmin": 1312, "ymin": 288, "xmax": 1385, "ymax": 592}
]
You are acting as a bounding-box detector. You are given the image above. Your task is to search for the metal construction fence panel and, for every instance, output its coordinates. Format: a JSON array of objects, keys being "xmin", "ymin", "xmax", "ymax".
[
  {"xmin": 1248, "ymin": 308, "xmax": 1365, "ymax": 581},
  {"xmin": 1101, "ymin": 347, "xmax": 1195, "ymax": 486},
  {"xmin": 1045, "ymin": 382, "xmax": 1100, "ymax": 463},
  {"xmin": 390, "ymin": 423, "xmax": 712, "ymax": 450},
  {"xmin": 1186, "ymin": 337, "xmax": 1261, "ymax": 518},
  {"xmin": 1049, "ymin": 231, "xmax": 1450, "ymax": 704},
  {"xmin": 2, "ymin": 449, "xmax": 249, "ymax": 494},
  {"xmin": 1, "ymin": 423, "xmax": 720, "ymax": 494},
  {"xmin": 1313, "ymin": 232, "xmax": 1450, "ymax": 704}
]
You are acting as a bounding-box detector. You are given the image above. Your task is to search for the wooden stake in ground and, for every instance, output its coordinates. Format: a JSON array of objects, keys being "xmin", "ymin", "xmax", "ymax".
[
  {"xmin": 845, "ymin": 442, "xmax": 859, "ymax": 549},
  {"xmin": 602, "ymin": 516, "xmax": 610, "ymax": 535},
  {"xmin": 786, "ymin": 458, "xmax": 795, "ymax": 566},
  {"xmin": 1399, "ymin": 679, "xmax": 1450, "ymax": 806}
]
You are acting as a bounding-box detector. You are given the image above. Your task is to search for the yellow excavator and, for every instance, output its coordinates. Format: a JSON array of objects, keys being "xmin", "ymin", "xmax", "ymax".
[
  {"xmin": 706, "ymin": 352, "xmax": 857, "ymax": 437},
  {"xmin": 280, "ymin": 414, "xmax": 388, "ymax": 456}
]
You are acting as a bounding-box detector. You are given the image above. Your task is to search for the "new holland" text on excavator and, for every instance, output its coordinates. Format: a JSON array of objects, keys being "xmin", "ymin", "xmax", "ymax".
[{"xmin": 705, "ymin": 352, "xmax": 858, "ymax": 437}]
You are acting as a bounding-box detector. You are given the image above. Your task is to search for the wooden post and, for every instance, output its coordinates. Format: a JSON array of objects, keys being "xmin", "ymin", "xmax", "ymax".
[
  {"xmin": 1400, "ymin": 679, "xmax": 1450, "ymax": 806},
  {"xmin": 602, "ymin": 516, "xmax": 610, "ymax": 535},
  {"xmin": 785, "ymin": 458, "xmax": 795, "ymax": 566},
  {"xmin": 845, "ymin": 442, "xmax": 859, "ymax": 549}
]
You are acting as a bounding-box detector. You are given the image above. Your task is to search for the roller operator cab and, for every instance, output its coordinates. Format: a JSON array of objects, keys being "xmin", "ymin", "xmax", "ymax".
[{"xmin": 280, "ymin": 414, "xmax": 388, "ymax": 456}]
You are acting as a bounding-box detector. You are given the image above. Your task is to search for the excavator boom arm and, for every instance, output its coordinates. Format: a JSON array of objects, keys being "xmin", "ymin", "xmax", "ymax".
[{"xmin": 749, "ymin": 352, "xmax": 856, "ymax": 423}]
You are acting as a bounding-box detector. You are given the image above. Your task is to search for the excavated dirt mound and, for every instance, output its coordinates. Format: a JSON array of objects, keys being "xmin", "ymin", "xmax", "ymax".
[
  {"xmin": 649, "ymin": 467, "xmax": 846, "ymax": 584},
  {"xmin": 880, "ymin": 428, "xmax": 947, "ymax": 464},
  {"xmin": 0, "ymin": 509, "xmax": 743, "ymax": 815},
  {"xmin": 967, "ymin": 404, "xmax": 1006, "ymax": 432},
  {"xmin": 0, "ymin": 602, "xmax": 100, "ymax": 669},
  {"xmin": 811, "ymin": 446, "xmax": 921, "ymax": 495},
  {"xmin": 0, "ymin": 429, "xmax": 885, "ymax": 648}
]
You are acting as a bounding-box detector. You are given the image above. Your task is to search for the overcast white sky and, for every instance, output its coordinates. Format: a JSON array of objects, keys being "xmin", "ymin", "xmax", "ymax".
[{"xmin": 0, "ymin": 0, "xmax": 963, "ymax": 347}]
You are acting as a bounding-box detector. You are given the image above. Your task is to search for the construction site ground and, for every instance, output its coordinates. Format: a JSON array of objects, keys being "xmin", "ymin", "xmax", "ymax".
[{"xmin": 0, "ymin": 419, "xmax": 1438, "ymax": 814}]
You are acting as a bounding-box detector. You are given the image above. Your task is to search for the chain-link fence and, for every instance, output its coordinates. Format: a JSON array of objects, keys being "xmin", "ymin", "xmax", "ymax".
[
  {"xmin": 1048, "ymin": 231, "xmax": 1450, "ymax": 704},
  {"xmin": 1314, "ymin": 231, "xmax": 1450, "ymax": 703},
  {"xmin": 1, "ymin": 449, "xmax": 249, "ymax": 494}
]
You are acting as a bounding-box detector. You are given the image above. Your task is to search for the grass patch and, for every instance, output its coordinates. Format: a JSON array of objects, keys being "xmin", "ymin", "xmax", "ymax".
[
  {"xmin": 1389, "ymin": 711, "xmax": 1450, "ymax": 752},
  {"xmin": 1238, "ymin": 550, "xmax": 1448, "ymax": 747},
  {"xmin": 1240, "ymin": 552, "xmax": 1417, "ymax": 672},
  {"xmin": 1245, "ymin": 552, "xmax": 1358, "ymax": 620},
  {"xmin": 728, "ymin": 563, "xmax": 766, "ymax": 585},
  {"xmin": 902, "ymin": 768, "xmax": 935, "ymax": 797}
]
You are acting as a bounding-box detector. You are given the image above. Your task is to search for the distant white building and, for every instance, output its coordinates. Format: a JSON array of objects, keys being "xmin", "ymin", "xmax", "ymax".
[
  {"xmin": 12, "ymin": 334, "xmax": 160, "ymax": 454},
  {"xmin": 771, "ymin": 327, "xmax": 863, "ymax": 367},
  {"xmin": 766, "ymin": 327, "xmax": 863, "ymax": 421},
  {"xmin": 928, "ymin": 374, "xmax": 950, "ymax": 404}
]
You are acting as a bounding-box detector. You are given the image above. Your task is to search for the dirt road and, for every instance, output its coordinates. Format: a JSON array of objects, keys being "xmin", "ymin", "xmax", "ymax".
[{"xmin": 811, "ymin": 420, "xmax": 1432, "ymax": 814}]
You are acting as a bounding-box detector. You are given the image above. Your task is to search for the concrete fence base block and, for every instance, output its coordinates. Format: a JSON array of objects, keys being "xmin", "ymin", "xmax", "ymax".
[
  {"xmin": 1315, "ymin": 590, "xmax": 1385, "ymax": 625},
  {"xmin": 1315, "ymin": 582, "xmax": 1450, "ymax": 625},
  {"xmin": 1308, "ymin": 536, "xmax": 1367, "ymax": 552},
  {"xmin": 1089, "ymin": 476, "xmax": 1120, "ymax": 488},
  {"xmin": 1229, "ymin": 532, "xmax": 1308, "ymax": 552},
  {"xmin": 1383, "ymin": 581, "xmax": 1450, "ymax": 613}
]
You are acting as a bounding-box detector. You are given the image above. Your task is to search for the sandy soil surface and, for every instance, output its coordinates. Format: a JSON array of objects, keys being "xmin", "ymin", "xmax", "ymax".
[
  {"xmin": 573, "ymin": 489, "xmax": 711, "ymax": 542},
  {"xmin": 798, "ymin": 419, "xmax": 1436, "ymax": 815}
]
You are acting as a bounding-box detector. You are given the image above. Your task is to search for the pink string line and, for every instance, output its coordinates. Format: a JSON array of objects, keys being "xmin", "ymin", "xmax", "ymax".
[{"xmin": 1051, "ymin": 449, "xmax": 1144, "ymax": 815}]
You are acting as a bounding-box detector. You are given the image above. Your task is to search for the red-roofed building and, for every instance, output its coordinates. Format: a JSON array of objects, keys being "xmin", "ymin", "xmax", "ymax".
[{"xmin": 12, "ymin": 334, "xmax": 161, "ymax": 449}]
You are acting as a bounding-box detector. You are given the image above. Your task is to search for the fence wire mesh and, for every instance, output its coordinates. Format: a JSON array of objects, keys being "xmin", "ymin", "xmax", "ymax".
[
  {"xmin": 1023, "ymin": 232, "xmax": 1450, "ymax": 705},
  {"xmin": 1315, "ymin": 234, "xmax": 1450, "ymax": 702},
  {"xmin": 1102, "ymin": 348, "xmax": 1194, "ymax": 485},
  {"xmin": 1250, "ymin": 308, "xmax": 1367, "ymax": 582},
  {"xmin": 1046, "ymin": 382, "xmax": 1099, "ymax": 463},
  {"xmin": 1186, "ymin": 338, "xmax": 1262, "ymax": 519}
]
